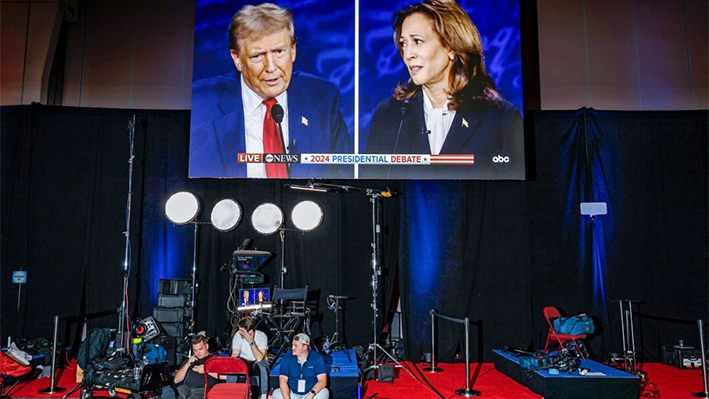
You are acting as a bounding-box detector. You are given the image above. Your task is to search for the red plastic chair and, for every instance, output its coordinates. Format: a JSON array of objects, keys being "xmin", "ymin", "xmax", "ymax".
[
  {"xmin": 203, "ymin": 356, "xmax": 250, "ymax": 399},
  {"xmin": 543, "ymin": 306, "xmax": 587, "ymax": 360}
]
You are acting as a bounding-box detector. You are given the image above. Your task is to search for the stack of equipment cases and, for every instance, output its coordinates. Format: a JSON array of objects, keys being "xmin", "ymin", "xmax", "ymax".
[{"xmin": 153, "ymin": 279, "xmax": 192, "ymax": 341}]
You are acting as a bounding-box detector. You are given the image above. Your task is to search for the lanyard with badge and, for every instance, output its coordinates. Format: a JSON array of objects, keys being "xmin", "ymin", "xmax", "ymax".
[{"xmin": 297, "ymin": 359, "xmax": 306, "ymax": 393}]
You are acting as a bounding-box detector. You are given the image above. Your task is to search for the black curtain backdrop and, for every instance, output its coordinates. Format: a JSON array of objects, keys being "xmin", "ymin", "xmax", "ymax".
[
  {"xmin": 527, "ymin": 109, "xmax": 709, "ymax": 362},
  {"xmin": 1, "ymin": 104, "xmax": 707, "ymax": 364}
]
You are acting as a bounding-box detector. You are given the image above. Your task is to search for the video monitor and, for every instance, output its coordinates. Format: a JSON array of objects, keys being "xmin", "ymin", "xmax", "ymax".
[
  {"xmin": 239, "ymin": 288, "xmax": 270, "ymax": 306},
  {"xmin": 189, "ymin": 0, "xmax": 524, "ymax": 180}
]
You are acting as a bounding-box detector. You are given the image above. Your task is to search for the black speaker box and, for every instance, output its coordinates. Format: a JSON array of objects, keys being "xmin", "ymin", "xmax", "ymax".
[
  {"xmin": 157, "ymin": 294, "xmax": 189, "ymax": 308},
  {"xmin": 161, "ymin": 322, "xmax": 187, "ymax": 339},
  {"xmin": 152, "ymin": 307, "xmax": 185, "ymax": 323},
  {"xmin": 158, "ymin": 279, "xmax": 191, "ymax": 296}
]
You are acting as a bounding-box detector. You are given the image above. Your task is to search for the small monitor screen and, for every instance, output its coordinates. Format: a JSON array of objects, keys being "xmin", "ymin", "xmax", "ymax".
[{"xmin": 240, "ymin": 288, "xmax": 270, "ymax": 306}]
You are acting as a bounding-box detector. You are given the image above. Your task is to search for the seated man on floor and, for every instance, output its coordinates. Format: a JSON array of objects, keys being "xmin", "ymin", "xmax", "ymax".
[
  {"xmin": 173, "ymin": 332, "xmax": 219, "ymax": 399},
  {"xmin": 231, "ymin": 316, "xmax": 269, "ymax": 399},
  {"xmin": 273, "ymin": 333, "xmax": 328, "ymax": 399}
]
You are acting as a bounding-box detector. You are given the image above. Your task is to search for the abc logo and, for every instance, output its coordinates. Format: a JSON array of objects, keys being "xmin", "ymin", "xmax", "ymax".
[
  {"xmin": 491, "ymin": 150, "xmax": 511, "ymax": 170},
  {"xmin": 265, "ymin": 154, "xmax": 274, "ymax": 162}
]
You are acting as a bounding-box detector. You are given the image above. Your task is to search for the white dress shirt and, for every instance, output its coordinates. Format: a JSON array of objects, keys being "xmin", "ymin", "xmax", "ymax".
[
  {"xmin": 422, "ymin": 90, "xmax": 456, "ymax": 155},
  {"xmin": 241, "ymin": 75, "xmax": 290, "ymax": 178}
]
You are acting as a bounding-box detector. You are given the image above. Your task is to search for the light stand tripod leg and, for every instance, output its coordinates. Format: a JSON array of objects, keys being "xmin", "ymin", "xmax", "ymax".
[
  {"xmin": 62, "ymin": 383, "xmax": 82, "ymax": 399},
  {"xmin": 374, "ymin": 343, "xmax": 419, "ymax": 381}
]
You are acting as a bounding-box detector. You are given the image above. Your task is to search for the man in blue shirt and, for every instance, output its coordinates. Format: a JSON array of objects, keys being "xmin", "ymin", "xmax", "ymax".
[{"xmin": 272, "ymin": 333, "xmax": 328, "ymax": 399}]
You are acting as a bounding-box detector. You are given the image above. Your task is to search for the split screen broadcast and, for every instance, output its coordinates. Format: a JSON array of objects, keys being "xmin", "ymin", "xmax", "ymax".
[{"xmin": 189, "ymin": 0, "xmax": 524, "ymax": 180}]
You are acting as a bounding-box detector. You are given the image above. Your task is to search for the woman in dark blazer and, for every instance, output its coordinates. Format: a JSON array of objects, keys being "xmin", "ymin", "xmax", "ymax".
[{"xmin": 363, "ymin": 0, "xmax": 524, "ymax": 180}]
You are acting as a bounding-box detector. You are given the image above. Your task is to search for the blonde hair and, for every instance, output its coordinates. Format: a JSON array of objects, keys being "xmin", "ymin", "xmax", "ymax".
[
  {"xmin": 391, "ymin": 0, "xmax": 502, "ymax": 109},
  {"xmin": 229, "ymin": 3, "xmax": 297, "ymax": 53}
]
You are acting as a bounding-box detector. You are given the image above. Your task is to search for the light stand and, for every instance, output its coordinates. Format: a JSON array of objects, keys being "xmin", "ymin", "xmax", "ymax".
[
  {"xmin": 165, "ymin": 191, "xmax": 205, "ymax": 338},
  {"xmin": 187, "ymin": 222, "xmax": 209, "ymax": 335},
  {"xmin": 367, "ymin": 190, "xmax": 384, "ymax": 368},
  {"xmin": 116, "ymin": 115, "xmax": 136, "ymax": 355},
  {"xmin": 278, "ymin": 228, "xmax": 287, "ymax": 294},
  {"xmin": 286, "ymin": 182, "xmax": 414, "ymax": 380},
  {"xmin": 362, "ymin": 190, "xmax": 417, "ymax": 382}
]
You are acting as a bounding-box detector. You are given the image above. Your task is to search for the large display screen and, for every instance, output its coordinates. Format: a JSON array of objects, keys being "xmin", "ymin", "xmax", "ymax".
[{"xmin": 189, "ymin": 0, "xmax": 524, "ymax": 180}]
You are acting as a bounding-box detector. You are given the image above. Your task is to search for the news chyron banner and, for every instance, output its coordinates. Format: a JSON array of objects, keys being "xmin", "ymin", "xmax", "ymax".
[
  {"xmin": 238, "ymin": 153, "xmax": 475, "ymax": 166},
  {"xmin": 233, "ymin": 151, "xmax": 521, "ymax": 180},
  {"xmin": 189, "ymin": 0, "xmax": 524, "ymax": 180}
]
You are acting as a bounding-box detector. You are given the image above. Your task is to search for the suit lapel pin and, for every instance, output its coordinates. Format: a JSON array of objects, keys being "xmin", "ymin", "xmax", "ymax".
[
  {"xmin": 462, "ymin": 118, "xmax": 469, "ymax": 128},
  {"xmin": 301, "ymin": 116, "xmax": 308, "ymax": 126}
]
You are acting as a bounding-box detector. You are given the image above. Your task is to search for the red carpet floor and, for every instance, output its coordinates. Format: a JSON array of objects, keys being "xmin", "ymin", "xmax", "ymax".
[
  {"xmin": 362, "ymin": 361, "xmax": 705, "ymax": 399},
  {"xmin": 6, "ymin": 360, "xmax": 707, "ymax": 399}
]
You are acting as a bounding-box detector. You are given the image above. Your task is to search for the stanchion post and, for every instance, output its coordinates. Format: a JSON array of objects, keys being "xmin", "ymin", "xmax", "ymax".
[
  {"xmin": 424, "ymin": 309, "xmax": 443, "ymax": 372},
  {"xmin": 692, "ymin": 319, "xmax": 709, "ymax": 398},
  {"xmin": 455, "ymin": 317, "xmax": 480, "ymax": 397},
  {"xmin": 39, "ymin": 315, "xmax": 66, "ymax": 394}
]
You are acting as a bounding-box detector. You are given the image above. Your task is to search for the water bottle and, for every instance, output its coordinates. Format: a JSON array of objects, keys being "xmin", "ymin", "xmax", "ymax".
[
  {"xmin": 131, "ymin": 337, "xmax": 143, "ymax": 361},
  {"xmin": 323, "ymin": 336, "xmax": 331, "ymax": 354}
]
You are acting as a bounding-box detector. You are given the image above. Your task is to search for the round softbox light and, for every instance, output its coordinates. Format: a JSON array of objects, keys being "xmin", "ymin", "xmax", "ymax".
[
  {"xmin": 165, "ymin": 192, "xmax": 201, "ymax": 224},
  {"xmin": 291, "ymin": 200, "xmax": 324, "ymax": 232},
  {"xmin": 251, "ymin": 203, "xmax": 284, "ymax": 235},
  {"xmin": 210, "ymin": 199, "xmax": 242, "ymax": 232}
]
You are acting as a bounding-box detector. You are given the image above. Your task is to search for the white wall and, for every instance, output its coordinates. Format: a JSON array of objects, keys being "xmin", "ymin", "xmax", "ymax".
[
  {"xmin": 538, "ymin": 0, "xmax": 707, "ymax": 110},
  {"xmin": 1, "ymin": 0, "xmax": 706, "ymax": 110}
]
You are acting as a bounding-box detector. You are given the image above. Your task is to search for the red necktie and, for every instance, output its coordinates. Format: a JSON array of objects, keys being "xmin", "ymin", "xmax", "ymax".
[{"xmin": 263, "ymin": 99, "xmax": 288, "ymax": 178}]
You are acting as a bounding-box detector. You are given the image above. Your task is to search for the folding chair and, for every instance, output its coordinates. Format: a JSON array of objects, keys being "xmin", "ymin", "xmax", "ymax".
[
  {"xmin": 543, "ymin": 306, "xmax": 587, "ymax": 360},
  {"xmin": 270, "ymin": 287, "xmax": 309, "ymax": 317},
  {"xmin": 203, "ymin": 356, "xmax": 250, "ymax": 399},
  {"xmin": 263, "ymin": 287, "xmax": 309, "ymax": 367},
  {"xmin": 0, "ymin": 351, "xmax": 33, "ymax": 399}
]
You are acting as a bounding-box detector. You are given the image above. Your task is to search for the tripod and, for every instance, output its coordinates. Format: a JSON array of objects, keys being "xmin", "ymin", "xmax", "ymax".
[{"xmin": 326, "ymin": 295, "xmax": 349, "ymax": 352}]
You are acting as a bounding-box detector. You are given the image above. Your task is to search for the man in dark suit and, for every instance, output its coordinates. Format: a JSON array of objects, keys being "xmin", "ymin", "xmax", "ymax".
[{"xmin": 189, "ymin": 3, "xmax": 352, "ymax": 179}]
